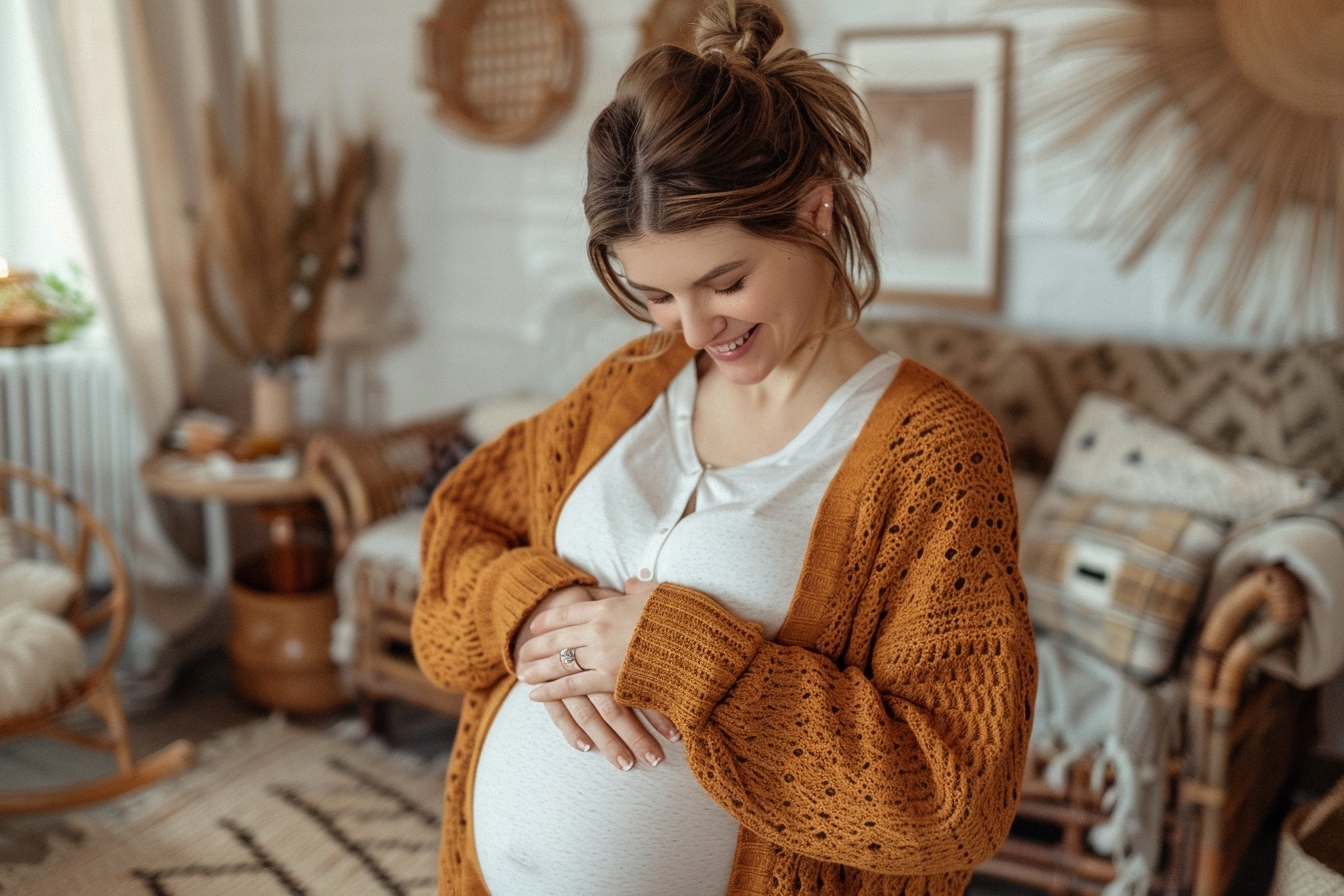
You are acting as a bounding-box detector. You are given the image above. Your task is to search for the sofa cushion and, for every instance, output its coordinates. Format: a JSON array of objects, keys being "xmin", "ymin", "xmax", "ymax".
[
  {"xmin": 1023, "ymin": 487, "xmax": 1227, "ymax": 681},
  {"xmin": 1020, "ymin": 392, "xmax": 1328, "ymax": 681},
  {"xmin": 858, "ymin": 319, "xmax": 1344, "ymax": 486},
  {"xmin": 1049, "ymin": 392, "xmax": 1327, "ymax": 523}
]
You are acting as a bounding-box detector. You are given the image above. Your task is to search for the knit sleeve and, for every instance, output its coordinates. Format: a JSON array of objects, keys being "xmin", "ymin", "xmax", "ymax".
[
  {"xmin": 411, "ymin": 416, "xmax": 598, "ymax": 694},
  {"xmin": 614, "ymin": 388, "xmax": 1036, "ymax": 876}
]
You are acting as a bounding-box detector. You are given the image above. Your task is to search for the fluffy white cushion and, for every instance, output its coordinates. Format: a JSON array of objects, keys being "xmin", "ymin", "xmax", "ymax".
[
  {"xmin": 0, "ymin": 559, "xmax": 80, "ymax": 616},
  {"xmin": 0, "ymin": 604, "xmax": 85, "ymax": 717}
]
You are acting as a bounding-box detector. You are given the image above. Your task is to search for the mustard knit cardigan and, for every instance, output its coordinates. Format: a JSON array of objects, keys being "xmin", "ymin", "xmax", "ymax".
[{"xmin": 413, "ymin": 336, "xmax": 1037, "ymax": 896}]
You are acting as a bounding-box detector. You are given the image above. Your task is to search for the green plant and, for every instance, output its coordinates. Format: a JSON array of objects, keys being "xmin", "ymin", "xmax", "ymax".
[{"xmin": 36, "ymin": 266, "xmax": 95, "ymax": 343}]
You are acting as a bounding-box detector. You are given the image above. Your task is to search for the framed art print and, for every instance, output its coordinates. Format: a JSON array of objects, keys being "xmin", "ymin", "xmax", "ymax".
[{"xmin": 840, "ymin": 27, "xmax": 1011, "ymax": 312}]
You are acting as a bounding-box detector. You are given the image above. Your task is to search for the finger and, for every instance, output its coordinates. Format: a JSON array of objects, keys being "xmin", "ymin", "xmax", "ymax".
[
  {"xmin": 527, "ymin": 601, "xmax": 598, "ymax": 636},
  {"xmin": 563, "ymin": 696, "xmax": 635, "ymax": 771},
  {"xmin": 640, "ymin": 708, "xmax": 682, "ymax": 742},
  {"xmin": 516, "ymin": 638, "xmax": 590, "ymax": 681},
  {"xmin": 528, "ymin": 669, "xmax": 608, "ymax": 702},
  {"xmin": 542, "ymin": 699, "xmax": 593, "ymax": 754},
  {"xmin": 517, "ymin": 629, "xmax": 573, "ymax": 667},
  {"xmin": 590, "ymin": 694, "xmax": 664, "ymax": 767}
]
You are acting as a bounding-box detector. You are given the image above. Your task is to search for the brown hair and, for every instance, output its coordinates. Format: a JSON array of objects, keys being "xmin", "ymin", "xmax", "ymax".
[{"xmin": 583, "ymin": 0, "xmax": 880, "ymax": 326}]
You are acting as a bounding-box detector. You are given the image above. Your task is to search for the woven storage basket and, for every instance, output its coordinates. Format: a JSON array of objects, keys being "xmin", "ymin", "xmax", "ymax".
[
  {"xmin": 1271, "ymin": 775, "xmax": 1344, "ymax": 895},
  {"xmin": 420, "ymin": 0, "xmax": 583, "ymax": 145},
  {"xmin": 637, "ymin": 0, "xmax": 792, "ymax": 56}
]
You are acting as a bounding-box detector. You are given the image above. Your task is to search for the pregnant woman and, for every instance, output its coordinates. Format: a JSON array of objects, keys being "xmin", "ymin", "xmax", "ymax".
[{"xmin": 413, "ymin": 3, "xmax": 1036, "ymax": 893}]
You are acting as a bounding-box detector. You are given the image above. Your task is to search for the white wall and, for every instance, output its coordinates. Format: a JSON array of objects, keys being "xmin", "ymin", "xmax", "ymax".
[
  {"xmin": 271, "ymin": 0, "xmax": 1344, "ymax": 755},
  {"xmin": 271, "ymin": 0, "xmax": 1338, "ymax": 427}
]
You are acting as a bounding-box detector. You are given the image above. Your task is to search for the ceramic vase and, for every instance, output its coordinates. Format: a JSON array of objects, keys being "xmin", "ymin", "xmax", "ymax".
[{"xmin": 251, "ymin": 365, "xmax": 296, "ymax": 438}]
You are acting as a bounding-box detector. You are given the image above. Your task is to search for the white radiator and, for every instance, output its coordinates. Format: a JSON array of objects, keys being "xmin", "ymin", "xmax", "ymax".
[{"xmin": 0, "ymin": 341, "xmax": 141, "ymax": 586}]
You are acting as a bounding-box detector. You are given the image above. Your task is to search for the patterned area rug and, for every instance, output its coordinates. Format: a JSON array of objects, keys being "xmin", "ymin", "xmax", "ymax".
[{"xmin": 0, "ymin": 717, "xmax": 447, "ymax": 895}]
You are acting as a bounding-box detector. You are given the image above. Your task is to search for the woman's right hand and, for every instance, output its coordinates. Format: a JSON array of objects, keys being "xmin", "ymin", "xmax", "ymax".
[{"xmin": 515, "ymin": 585, "xmax": 678, "ymax": 770}]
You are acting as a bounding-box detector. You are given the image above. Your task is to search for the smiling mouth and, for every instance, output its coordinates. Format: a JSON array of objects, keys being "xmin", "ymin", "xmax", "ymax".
[{"xmin": 708, "ymin": 325, "xmax": 758, "ymax": 355}]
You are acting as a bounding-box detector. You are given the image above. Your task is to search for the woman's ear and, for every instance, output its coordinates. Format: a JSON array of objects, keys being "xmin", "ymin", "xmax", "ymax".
[{"xmin": 800, "ymin": 184, "xmax": 835, "ymax": 237}]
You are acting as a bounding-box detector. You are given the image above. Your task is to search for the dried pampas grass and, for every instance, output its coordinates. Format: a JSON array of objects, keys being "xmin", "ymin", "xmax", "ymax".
[{"xmin": 196, "ymin": 68, "xmax": 374, "ymax": 368}]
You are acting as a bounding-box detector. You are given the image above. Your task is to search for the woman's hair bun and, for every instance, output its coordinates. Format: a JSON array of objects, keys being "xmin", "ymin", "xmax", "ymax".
[{"xmin": 693, "ymin": 0, "xmax": 784, "ymax": 69}]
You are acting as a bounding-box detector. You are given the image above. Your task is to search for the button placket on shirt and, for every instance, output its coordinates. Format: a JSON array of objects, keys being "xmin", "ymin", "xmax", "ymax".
[{"xmin": 639, "ymin": 464, "xmax": 705, "ymax": 582}]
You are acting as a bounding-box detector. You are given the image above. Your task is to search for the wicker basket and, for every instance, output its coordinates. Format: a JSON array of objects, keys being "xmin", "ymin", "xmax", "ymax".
[
  {"xmin": 1271, "ymin": 775, "xmax": 1344, "ymax": 895},
  {"xmin": 420, "ymin": 0, "xmax": 584, "ymax": 145},
  {"xmin": 0, "ymin": 302, "xmax": 54, "ymax": 347}
]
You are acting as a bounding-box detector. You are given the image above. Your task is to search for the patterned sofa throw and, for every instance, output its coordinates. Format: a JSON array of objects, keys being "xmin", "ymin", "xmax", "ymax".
[{"xmin": 1021, "ymin": 392, "xmax": 1329, "ymax": 681}]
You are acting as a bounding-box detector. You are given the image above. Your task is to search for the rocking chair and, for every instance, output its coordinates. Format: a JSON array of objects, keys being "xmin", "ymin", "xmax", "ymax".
[{"xmin": 0, "ymin": 462, "xmax": 195, "ymax": 814}]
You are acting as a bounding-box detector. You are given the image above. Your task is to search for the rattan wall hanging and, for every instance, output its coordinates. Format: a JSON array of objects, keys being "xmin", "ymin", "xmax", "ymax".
[
  {"xmin": 1036, "ymin": 0, "xmax": 1342, "ymax": 333},
  {"xmin": 637, "ymin": 0, "xmax": 793, "ymax": 57},
  {"xmin": 420, "ymin": 0, "xmax": 584, "ymax": 145}
]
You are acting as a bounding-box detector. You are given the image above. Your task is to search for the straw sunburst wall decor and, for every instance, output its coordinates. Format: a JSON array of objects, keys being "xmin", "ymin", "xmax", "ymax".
[{"xmin": 1037, "ymin": 0, "xmax": 1343, "ymax": 333}]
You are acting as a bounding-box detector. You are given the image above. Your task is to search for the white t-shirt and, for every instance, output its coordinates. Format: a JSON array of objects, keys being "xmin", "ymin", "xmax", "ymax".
[{"xmin": 472, "ymin": 352, "xmax": 901, "ymax": 896}]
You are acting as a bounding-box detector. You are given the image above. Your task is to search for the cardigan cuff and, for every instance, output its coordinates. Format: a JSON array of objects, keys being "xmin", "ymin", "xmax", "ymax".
[
  {"xmin": 488, "ymin": 547, "xmax": 598, "ymax": 674},
  {"xmin": 615, "ymin": 582, "xmax": 763, "ymax": 732}
]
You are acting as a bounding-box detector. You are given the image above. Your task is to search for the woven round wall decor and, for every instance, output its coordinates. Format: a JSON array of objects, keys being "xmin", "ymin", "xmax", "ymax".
[
  {"xmin": 637, "ymin": 0, "xmax": 793, "ymax": 58},
  {"xmin": 420, "ymin": 0, "xmax": 584, "ymax": 145}
]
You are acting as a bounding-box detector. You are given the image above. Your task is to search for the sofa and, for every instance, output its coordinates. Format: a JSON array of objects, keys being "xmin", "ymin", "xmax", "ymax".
[{"xmin": 304, "ymin": 316, "xmax": 1344, "ymax": 896}]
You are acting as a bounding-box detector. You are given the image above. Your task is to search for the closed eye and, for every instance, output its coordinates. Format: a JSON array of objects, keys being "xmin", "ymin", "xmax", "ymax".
[
  {"xmin": 644, "ymin": 293, "xmax": 673, "ymax": 306},
  {"xmin": 714, "ymin": 278, "xmax": 745, "ymax": 296}
]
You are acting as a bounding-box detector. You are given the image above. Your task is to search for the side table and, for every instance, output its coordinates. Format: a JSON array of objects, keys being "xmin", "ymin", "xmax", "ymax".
[
  {"xmin": 139, "ymin": 451, "xmax": 346, "ymax": 713},
  {"xmin": 139, "ymin": 451, "xmax": 317, "ymax": 598}
]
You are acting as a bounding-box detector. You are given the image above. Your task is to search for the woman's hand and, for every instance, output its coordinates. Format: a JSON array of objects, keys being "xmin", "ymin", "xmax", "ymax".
[
  {"xmin": 516, "ymin": 583, "xmax": 676, "ymax": 769},
  {"xmin": 518, "ymin": 577, "xmax": 658, "ymax": 699}
]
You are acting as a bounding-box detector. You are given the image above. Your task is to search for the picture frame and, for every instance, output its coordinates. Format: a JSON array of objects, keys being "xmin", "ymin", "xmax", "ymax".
[{"xmin": 839, "ymin": 27, "xmax": 1011, "ymax": 312}]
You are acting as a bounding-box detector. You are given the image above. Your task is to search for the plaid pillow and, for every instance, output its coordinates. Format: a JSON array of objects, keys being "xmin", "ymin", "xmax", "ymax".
[{"xmin": 1021, "ymin": 486, "xmax": 1228, "ymax": 682}]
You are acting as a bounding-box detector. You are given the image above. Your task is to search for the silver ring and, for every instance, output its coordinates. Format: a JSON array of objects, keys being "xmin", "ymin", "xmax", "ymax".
[{"xmin": 559, "ymin": 647, "xmax": 582, "ymax": 673}]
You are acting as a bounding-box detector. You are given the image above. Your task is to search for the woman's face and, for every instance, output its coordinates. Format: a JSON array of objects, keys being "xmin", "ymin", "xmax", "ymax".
[{"xmin": 612, "ymin": 223, "xmax": 833, "ymax": 386}]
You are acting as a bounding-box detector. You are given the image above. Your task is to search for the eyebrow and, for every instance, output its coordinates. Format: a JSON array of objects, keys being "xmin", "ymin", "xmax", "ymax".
[{"xmin": 623, "ymin": 259, "xmax": 747, "ymax": 293}]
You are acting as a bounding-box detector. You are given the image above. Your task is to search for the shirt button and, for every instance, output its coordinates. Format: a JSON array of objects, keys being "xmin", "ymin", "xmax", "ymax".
[{"xmin": 638, "ymin": 568, "xmax": 653, "ymax": 581}]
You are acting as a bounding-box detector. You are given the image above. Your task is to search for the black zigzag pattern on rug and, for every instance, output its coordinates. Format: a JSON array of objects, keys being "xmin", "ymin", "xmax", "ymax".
[
  {"xmin": 129, "ymin": 753, "xmax": 440, "ymax": 895},
  {"xmin": 131, "ymin": 818, "xmax": 309, "ymax": 895}
]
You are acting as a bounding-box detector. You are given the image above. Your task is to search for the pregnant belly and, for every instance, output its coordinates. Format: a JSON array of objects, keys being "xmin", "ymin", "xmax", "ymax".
[{"xmin": 472, "ymin": 683, "xmax": 739, "ymax": 896}]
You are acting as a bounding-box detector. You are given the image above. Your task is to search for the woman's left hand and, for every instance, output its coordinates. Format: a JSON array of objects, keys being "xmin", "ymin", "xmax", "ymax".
[{"xmin": 517, "ymin": 578, "xmax": 656, "ymax": 700}]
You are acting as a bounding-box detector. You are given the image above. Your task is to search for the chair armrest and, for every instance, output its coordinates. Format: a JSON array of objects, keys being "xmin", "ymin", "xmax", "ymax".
[
  {"xmin": 304, "ymin": 412, "xmax": 466, "ymax": 557},
  {"xmin": 1180, "ymin": 563, "xmax": 1310, "ymax": 893}
]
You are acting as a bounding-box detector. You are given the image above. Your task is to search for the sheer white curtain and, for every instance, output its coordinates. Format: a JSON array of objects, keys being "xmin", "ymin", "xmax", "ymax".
[
  {"xmin": 23, "ymin": 0, "xmax": 253, "ymax": 431},
  {"xmin": 19, "ymin": 0, "xmax": 266, "ymax": 666}
]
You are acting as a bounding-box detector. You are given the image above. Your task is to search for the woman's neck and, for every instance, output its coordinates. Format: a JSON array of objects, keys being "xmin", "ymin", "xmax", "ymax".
[{"xmin": 692, "ymin": 327, "xmax": 880, "ymax": 468}]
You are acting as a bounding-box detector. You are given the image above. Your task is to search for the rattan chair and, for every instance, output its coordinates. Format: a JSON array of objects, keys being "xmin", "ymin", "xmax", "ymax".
[
  {"xmin": 304, "ymin": 415, "xmax": 467, "ymax": 732},
  {"xmin": 0, "ymin": 462, "xmax": 195, "ymax": 814},
  {"xmin": 977, "ymin": 564, "xmax": 1314, "ymax": 896}
]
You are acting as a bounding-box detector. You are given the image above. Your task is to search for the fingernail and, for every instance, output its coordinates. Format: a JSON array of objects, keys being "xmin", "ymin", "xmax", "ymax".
[
  {"xmin": 667, "ymin": 729, "xmax": 682, "ymax": 742},
  {"xmin": 577, "ymin": 740, "xmax": 592, "ymax": 753},
  {"xmin": 618, "ymin": 756, "xmax": 633, "ymax": 771}
]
